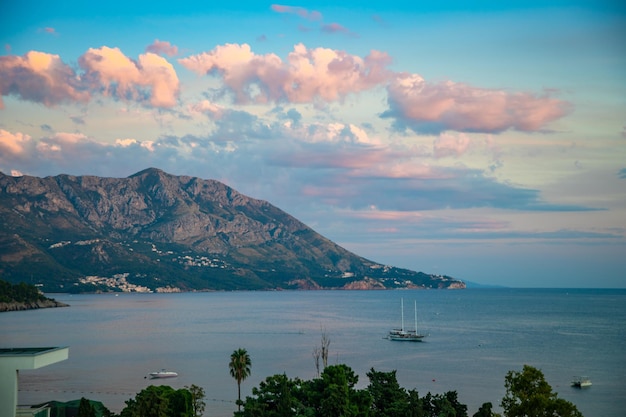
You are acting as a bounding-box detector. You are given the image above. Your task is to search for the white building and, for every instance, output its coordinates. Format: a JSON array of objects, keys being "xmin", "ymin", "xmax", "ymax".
[{"xmin": 0, "ymin": 347, "xmax": 69, "ymax": 417}]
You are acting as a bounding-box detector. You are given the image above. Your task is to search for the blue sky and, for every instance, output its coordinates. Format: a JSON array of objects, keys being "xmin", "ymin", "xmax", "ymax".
[{"xmin": 1, "ymin": 1, "xmax": 625, "ymax": 287}]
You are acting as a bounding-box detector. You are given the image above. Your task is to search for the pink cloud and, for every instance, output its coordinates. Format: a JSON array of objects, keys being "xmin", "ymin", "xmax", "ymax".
[
  {"xmin": 0, "ymin": 51, "xmax": 89, "ymax": 108},
  {"xmin": 79, "ymin": 46, "xmax": 179, "ymax": 107},
  {"xmin": 36, "ymin": 27, "xmax": 57, "ymax": 36},
  {"xmin": 271, "ymin": 4, "xmax": 322, "ymax": 20},
  {"xmin": 0, "ymin": 48, "xmax": 180, "ymax": 109},
  {"xmin": 189, "ymin": 100, "xmax": 225, "ymax": 119},
  {"xmin": 0, "ymin": 129, "xmax": 33, "ymax": 157},
  {"xmin": 433, "ymin": 133, "xmax": 471, "ymax": 158},
  {"xmin": 146, "ymin": 39, "xmax": 178, "ymax": 57},
  {"xmin": 321, "ymin": 23, "xmax": 350, "ymax": 34},
  {"xmin": 384, "ymin": 73, "xmax": 572, "ymax": 134},
  {"xmin": 179, "ymin": 43, "xmax": 392, "ymax": 104},
  {"xmin": 35, "ymin": 132, "xmax": 91, "ymax": 160}
]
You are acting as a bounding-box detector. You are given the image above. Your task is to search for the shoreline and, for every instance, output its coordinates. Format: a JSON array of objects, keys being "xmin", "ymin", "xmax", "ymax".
[{"xmin": 0, "ymin": 299, "xmax": 69, "ymax": 312}]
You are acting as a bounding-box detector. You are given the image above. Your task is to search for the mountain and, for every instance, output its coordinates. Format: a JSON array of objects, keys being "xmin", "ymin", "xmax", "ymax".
[{"xmin": 0, "ymin": 168, "xmax": 465, "ymax": 292}]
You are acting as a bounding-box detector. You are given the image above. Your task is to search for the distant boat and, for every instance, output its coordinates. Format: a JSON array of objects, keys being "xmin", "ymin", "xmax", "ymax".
[
  {"xmin": 150, "ymin": 369, "xmax": 178, "ymax": 379},
  {"xmin": 571, "ymin": 376, "xmax": 592, "ymax": 388},
  {"xmin": 388, "ymin": 298, "xmax": 427, "ymax": 342}
]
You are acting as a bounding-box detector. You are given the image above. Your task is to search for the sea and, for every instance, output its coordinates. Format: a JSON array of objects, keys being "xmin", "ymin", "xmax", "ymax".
[{"xmin": 1, "ymin": 289, "xmax": 625, "ymax": 417}]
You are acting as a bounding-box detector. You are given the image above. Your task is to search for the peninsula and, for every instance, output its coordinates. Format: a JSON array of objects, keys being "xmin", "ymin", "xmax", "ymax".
[{"xmin": 0, "ymin": 280, "xmax": 68, "ymax": 312}]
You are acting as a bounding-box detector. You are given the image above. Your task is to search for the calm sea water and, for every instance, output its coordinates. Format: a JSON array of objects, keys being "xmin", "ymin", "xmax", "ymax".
[{"xmin": 2, "ymin": 289, "xmax": 625, "ymax": 417}]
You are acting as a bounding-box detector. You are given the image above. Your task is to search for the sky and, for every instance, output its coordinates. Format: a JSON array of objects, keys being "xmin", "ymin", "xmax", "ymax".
[{"xmin": 1, "ymin": 1, "xmax": 625, "ymax": 288}]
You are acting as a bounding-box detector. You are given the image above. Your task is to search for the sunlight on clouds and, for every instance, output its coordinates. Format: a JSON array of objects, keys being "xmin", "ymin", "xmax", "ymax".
[
  {"xmin": 304, "ymin": 122, "xmax": 382, "ymax": 146},
  {"xmin": 0, "ymin": 51, "xmax": 89, "ymax": 108},
  {"xmin": 384, "ymin": 73, "xmax": 571, "ymax": 134},
  {"xmin": 0, "ymin": 48, "xmax": 180, "ymax": 110},
  {"xmin": 79, "ymin": 47, "xmax": 179, "ymax": 108},
  {"xmin": 52, "ymin": 132, "xmax": 88, "ymax": 144},
  {"xmin": 145, "ymin": 39, "xmax": 178, "ymax": 57},
  {"xmin": 0, "ymin": 129, "xmax": 32, "ymax": 156},
  {"xmin": 178, "ymin": 43, "xmax": 391, "ymax": 104},
  {"xmin": 115, "ymin": 138, "xmax": 155, "ymax": 152}
]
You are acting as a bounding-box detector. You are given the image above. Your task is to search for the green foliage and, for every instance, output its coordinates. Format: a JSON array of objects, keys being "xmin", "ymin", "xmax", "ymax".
[
  {"xmin": 315, "ymin": 364, "xmax": 370, "ymax": 417},
  {"xmin": 120, "ymin": 385, "xmax": 193, "ymax": 417},
  {"xmin": 240, "ymin": 373, "xmax": 309, "ymax": 417},
  {"xmin": 77, "ymin": 398, "xmax": 96, "ymax": 417},
  {"xmin": 239, "ymin": 364, "xmax": 474, "ymax": 417},
  {"xmin": 367, "ymin": 368, "xmax": 409, "ymax": 417},
  {"xmin": 0, "ymin": 279, "xmax": 46, "ymax": 303},
  {"xmin": 473, "ymin": 402, "xmax": 501, "ymax": 417},
  {"xmin": 501, "ymin": 365, "xmax": 583, "ymax": 417},
  {"xmin": 185, "ymin": 384, "xmax": 206, "ymax": 417}
]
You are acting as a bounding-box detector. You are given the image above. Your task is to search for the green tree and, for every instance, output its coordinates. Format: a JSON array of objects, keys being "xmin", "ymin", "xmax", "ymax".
[
  {"xmin": 443, "ymin": 391, "xmax": 468, "ymax": 417},
  {"xmin": 230, "ymin": 348, "xmax": 252, "ymax": 411},
  {"xmin": 77, "ymin": 397, "xmax": 96, "ymax": 417},
  {"xmin": 501, "ymin": 365, "xmax": 583, "ymax": 417},
  {"xmin": 405, "ymin": 389, "xmax": 426, "ymax": 417},
  {"xmin": 316, "ymin": 364, "xmax": 371, "ymax": 417},
  {"xmin": 240, "ymin": 373, "xmax": 310, "ymax": 417},
  {"xmin": 185, "ymin": 384, "xmax": 206, "ymax": 417},
  {"xmin": 473, "ymin": 402, "xmax": 500, "ymax": 417},
  {"xmin": 120, "ymin": 385, "xmax": 193, "ymax": 417},
  {"xmin": 0, "ymin": 279, "xmax": 46, "ymax": 303},
  {"xmin": 367, "ymin": 368, "xmax": 409, "ymax": 417}
]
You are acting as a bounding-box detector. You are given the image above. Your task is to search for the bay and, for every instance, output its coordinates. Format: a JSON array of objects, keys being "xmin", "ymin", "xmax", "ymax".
[{"xmin": 1, "ymin": 289, "xmax": 625, "ymax": 417}]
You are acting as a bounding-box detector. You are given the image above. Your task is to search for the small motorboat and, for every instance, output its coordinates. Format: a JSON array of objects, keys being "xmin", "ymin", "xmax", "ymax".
[
  {"xmin": 571, "ymin": 376, "xmax": 592, "ymax": 388},
  {"xmin": 149, "ymin": 369, "xmax": 178, "ymax": 379}
]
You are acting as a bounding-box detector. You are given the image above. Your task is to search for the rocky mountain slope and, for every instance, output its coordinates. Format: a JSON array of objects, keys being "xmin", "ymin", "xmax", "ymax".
[{"xmin": 0, "ymin": 168, "xmax": 465, "ymax": 292}]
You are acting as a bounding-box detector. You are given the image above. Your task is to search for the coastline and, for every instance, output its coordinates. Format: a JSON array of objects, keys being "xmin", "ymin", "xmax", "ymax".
[{"xmin": 0, "ymin": 299, "xmax": 69, "ymax": 312}]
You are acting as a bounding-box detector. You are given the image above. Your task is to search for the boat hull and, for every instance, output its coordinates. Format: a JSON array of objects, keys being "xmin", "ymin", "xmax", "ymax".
[
  {"xmin": 388, "ymin": 331, "xmax": 426, "ymax": 342},
  {"xmin": 150, "ymin": 371, "xmax": 178, "ymax": 379},
  {"xmin": 571, "ymin": 377, "xmax": 592, "ymax": 388}
]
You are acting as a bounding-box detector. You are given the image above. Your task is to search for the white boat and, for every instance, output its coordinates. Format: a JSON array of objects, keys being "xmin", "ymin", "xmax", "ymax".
[
  {"xmin": 571, "ymin": 376, "xmax": 592, "ymax": 388},
  {"xmin": 149, "ymin": 369, "xmax": 178, "ymax": 379},
  {"xmin": 388, "ymin": 298, "xmax": 427, "ymax": 342}
]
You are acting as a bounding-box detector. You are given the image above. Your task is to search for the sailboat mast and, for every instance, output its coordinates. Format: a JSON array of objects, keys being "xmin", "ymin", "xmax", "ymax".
[
  {"xmin": 401, "ymin": 298, "xmax": 405, "ymax": 332},
  {"xmin": 414, "ymin": 300, "xmax": 418, "ymax": 333}
]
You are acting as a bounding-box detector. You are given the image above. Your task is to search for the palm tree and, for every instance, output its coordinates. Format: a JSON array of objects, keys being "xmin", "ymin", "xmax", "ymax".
[{"xmin": 229, "ymin": 348, "xmax": 251, "ymax": 411}]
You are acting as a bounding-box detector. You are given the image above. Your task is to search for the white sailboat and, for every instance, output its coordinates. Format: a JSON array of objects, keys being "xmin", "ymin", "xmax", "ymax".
[{"xmin": 388, "ymin": 298, "xmax": 427, "ymax": 342}]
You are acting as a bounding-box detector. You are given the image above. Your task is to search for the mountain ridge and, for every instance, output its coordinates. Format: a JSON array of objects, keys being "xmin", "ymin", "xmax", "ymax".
[{"xmin": 0, "ymin": 168, "xmax": 465, "ymax": 292}]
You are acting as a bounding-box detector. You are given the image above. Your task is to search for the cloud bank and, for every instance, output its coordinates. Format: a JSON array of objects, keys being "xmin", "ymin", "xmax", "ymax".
[
  {"xmin": 0, "ymin": 51, "xmax": 89, "ymax": 108},
  {"xmin": 179, "ymin": 43, "xmax": 569, "ymax": 133},
  {"xmin": 0, "ymin": 47, "xmax": 179, "ymax": 109},
  {"xmin": 383, "ymin": 73, "xmax": 572, "ymax": 134},
  {"xmin": 179, "ymin": 43, "xmax": 391, "ymax": 104},
  {"xmin": 1, "ymin": 43, "xmax": 570, "ymax": 134}
]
